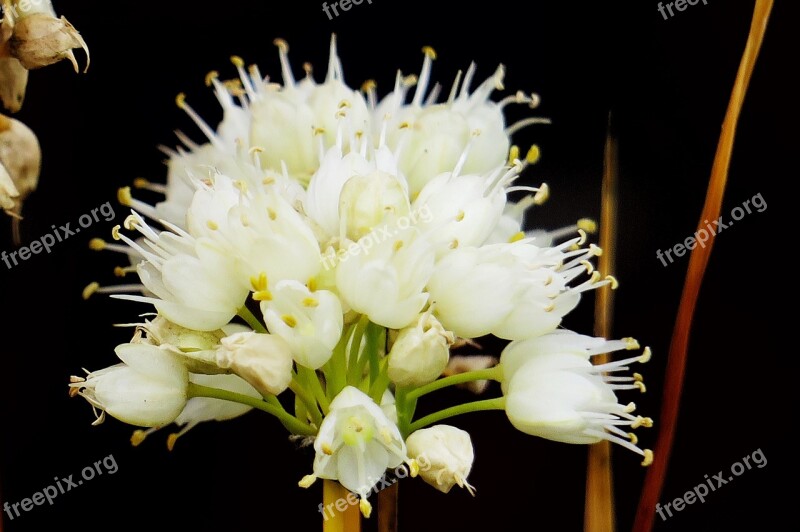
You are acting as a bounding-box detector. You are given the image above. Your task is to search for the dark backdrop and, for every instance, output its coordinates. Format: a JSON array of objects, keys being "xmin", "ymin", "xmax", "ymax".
[{"xmin": 0, "ymin": 1, "xmax": 792, "ymax": 531}]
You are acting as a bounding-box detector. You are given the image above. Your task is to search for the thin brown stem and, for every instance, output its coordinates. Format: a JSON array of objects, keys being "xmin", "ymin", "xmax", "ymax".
[
  {"xmin": 584, "ymin": 112, "xmax": 619, "ymax": 532},
  {"xmin": 633, "ymin": 2, "xmax": 774, "ymax": 530}
]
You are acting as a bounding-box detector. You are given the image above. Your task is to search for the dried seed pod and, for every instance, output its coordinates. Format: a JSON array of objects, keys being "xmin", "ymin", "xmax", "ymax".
[
  {"xmin": 0, "ymin": 112, "xmax": 40, "ymax": 241},
  {"xmin": 10, "ymin": 14, "xmax": 89, "ymax": 72},
  {"xmin": 0, "ymin": 57, "xmax": 27, "ymax": 112}
]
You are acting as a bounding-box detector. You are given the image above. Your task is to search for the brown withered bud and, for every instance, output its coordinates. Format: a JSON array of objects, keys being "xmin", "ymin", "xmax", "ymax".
[
  {"xmin": 0, "ymin": 57, "xmax": 28, "ymax": 112},
  {"xmin": 442, "ymin": 355, "xmax": 500, "ymax": 395},
  {"xmin": 10, "ymin": 13, "xmax": 89, "ymax": 72},
  {"xmin": 0, "ymin": 113, "xmax": 41, "ymax": 242}
]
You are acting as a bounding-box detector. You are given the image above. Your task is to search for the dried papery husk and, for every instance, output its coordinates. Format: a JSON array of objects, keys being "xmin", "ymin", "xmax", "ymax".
[
  {"xmin": 10, "ymin": 14, "xmax": 89, "ymax": 72},
  {"xmin": 0, "ymin": 113, "xmax": 40, "ymax": 242},
  {"xmin": 0, "ymin": 56, "xmax": 28, "ymax": 112}
]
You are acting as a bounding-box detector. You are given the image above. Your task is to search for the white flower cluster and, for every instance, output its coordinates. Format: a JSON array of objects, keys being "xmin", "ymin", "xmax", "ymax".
[{"xmin": 72, "ymin": 37, "xmax": 652, "ymax": 517}]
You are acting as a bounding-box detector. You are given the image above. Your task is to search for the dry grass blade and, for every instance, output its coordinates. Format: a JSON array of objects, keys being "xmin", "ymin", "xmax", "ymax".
[
  {"xmin": 584, "ymin": 113, "xmax": 619, "ymax": 532},
  {"xmin": 632, "ymin": 2, "xmax": 774, "ymax": 530}
]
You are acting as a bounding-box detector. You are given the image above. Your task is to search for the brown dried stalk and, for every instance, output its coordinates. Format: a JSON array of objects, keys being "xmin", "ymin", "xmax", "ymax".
[
  {"xmin": 584, "ymin": 113, "xmax": 619, "ymax": 532},
  {"xmin": 633, "ymin": 2, "xmax": 774, "ymax": 530}
]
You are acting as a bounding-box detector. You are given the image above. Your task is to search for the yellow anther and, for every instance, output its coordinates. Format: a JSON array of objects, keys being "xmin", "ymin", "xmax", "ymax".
[
  {"xmin": 641, "ymin": 449, "xmax": 654, "ymax": 467},
  {"xmin": 580, "ymin": 260, "xmax": 594, "ymax": 274},
  {"xmin": 449, "ymin": 239, "xmax": 459, "ymax": 250},
  {"xmin": 89, "ymin": 238, "xmax": 106, "ymax": 251},
  {"xmin": 408, "ymin": 459, "xmax": 420, "ymax": 477},
  {"xmin": 393, "ymin": 240, "xmax": 404, "ymax": 252},
  {"xmin": 455, "ymin": 210, "xmax": 465, "ymax": 222},
  {"xmin": 589, "ymin": 243, "xmax": 603, "ymax": 256},
  {"xmin": 111, "ymin": 225, "xmax": 122, "ymax": 241},
  {"xmin": 508, "ymin": 145, "xmax": 520, "ymax": 164},
  {"xmin": 307, "ymin": 278, "xmax": 318, "ymax": 292},
  {"xmin": 250, "ymin": 272, "xmax": 268, "ymax": 291},
  {"xmin": 509, "ymin": 231, "xmax": 525, "ymax": 243},
  {"xmin": 338, "ymin": 99, "xmax": 352, "ymax": 109},
  {"xmin": 628, "ymin": 432, "xmax": 638, "ymax": 445},
  {"xmin": 624, "ymin": 402, "xmax": 637, "ymax": 413},
  {"xmin": 262, "ymin": 177, "xmax": 276, "ymax": 185},
  {"xmin": 303, "ymin": 297, "xmax": 319, "ymax": 308},
  {"xmin": 117, "ymin": 186, "xmax": 132, "ymax": 207},
  {"xmin": 322, "ymin": 443, "xmax": 333, "ymax": 456},
  {"xmin": 114, "ymin": 266, "xmax": 127, "ymax": 277},
  {"xmin": 577, "ymin": 218, "xmax": 597, "ymax": 233},
  {"xmin": 166, "ymin": 433, "xmax": 180, "ymax": 451},
  {"xmin": 82, "ymin": 282, "xmax": 100, "ymax": 300},
  {"xmin": 205, "ymin": 70, "xmax": 219, "ymax": 87},
  {"xmin": 633, "ymin": 372, "xmax": 643, "ymax": 382},
  {"xmin": 175, "ymin": 92, "xmax": 187, "ymax": 109},
  {"xmin": 422, "ymin": 46, "xmax": 437, "ymax": 59},
  {"xmin": 361, "ymin": 79, "xmax": 377, "ymax": 92},
  {"xmin": 273, "ymin": 38, "xmax": 289, "ymax": 53},
  {"xmin": 639, "ymin": 347, "xmax": 652, "ymax": 363},
  {"xmin": 526, "ymin": 145, "xmax": 541, "ymax": 164},
  {"xmin": 605, "ymin": 275, "xmax": 619, "ymax": 289},
  {"xmin": 130, "ymin": 430, "xmax": 148, "ymax": 447},
  {"xmin": 360, "ymin": 499, "xmax": 372, "ymax": 518},
  {"xmin": 133, "ymin": 177, "xmax": 150, "ymax": 189},
  {"xmin": 398, "ymin": 121, "xmax": 411, "ymax": 129},
  {"xmin": 298, "ymin": 474, "xmax": 317, "ymax": 488},
  {"xmin": 282, "ymin": 315, "xmax": 298, "ymax": 328},
  {"xmin": 267, "ymin": 208, "xmax": 277, "ymax": 221},
  {"xmin": 533, "ymin": 183, "xmax": 549, "ymax": 205},
  {"xmin": 253, "ymin": 290, "xmax": 273, "ymax": 302},
  {"xmin": 313, "ymin": 127, "xmax": 326, "ymax": 136},
  {"xmin": 249, "ymin": 146, "xmax": 264, "ymax": 155},
  {"xmin": 206, "ymin": 220, "xmax": 219, "ymax": 230},
  {"xmin": 634, "ymin": 381, "xmax": 647, "ymax": 393},
  {"xmin": 230, "ymin": 55, "xmax": 245, "ymax": 68},
  {"xmin": 623, "ymin": 337, "xmax": 640, "ymax": 350},
  {"xmin": 123, "ymin": 215, "xmax": 140, "ymax": 231}
]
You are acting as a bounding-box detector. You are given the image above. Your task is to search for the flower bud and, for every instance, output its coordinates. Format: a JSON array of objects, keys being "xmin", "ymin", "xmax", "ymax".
[
  {"xmin": 406, "ymin": 425, "xmax": 475, "ymax": 494},
  {"xmin": 216, "ymin": 332, "xmax": 293, "ymax": 396},
  {"xmin": 338, "ymin": 171, "xmax": 410, "ymax": 241},
  {"xmin": 71, "ymin": 343, "xmax": 190, "ymax": 427},
  {"xmin": 388, "ymin": 312, "xmax": 454, "ymax": 387}
]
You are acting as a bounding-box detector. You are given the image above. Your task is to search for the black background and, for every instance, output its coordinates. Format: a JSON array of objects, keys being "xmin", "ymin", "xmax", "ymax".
[{"xmin": 0, "ymin": 1, "xmax": 792, "ymax": 531}]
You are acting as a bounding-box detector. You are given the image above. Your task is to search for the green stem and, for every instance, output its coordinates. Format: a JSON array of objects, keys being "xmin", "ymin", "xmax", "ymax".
[
  {"xmin": 289, "ymin": 378, "xmax": 322, "ymax": 427},
  {"xmin": 368, "ymin": 357, "xmax": 391, "ymax": 404},
  {"xmin": 324, "ymin": 325, "xmax": 351, "ymax": 400},
  {"xmin": 298, "ymin": 365, "xmax": 330, "ymax": 414},
  {"xmin": 407, "ymin": 397, "xmax": 506, "ymax": 434},
  {"xmin": 237, "ymin": 305, "xmax": 268, "ymax": 334},
  {"xmin": 346, "ymin": 315, "xmax": 370, "ymax": 386},
  {"xmin": 188, "ymin": 382, "xmax": 316, "ymax": 436},
  {"xmin": 406, "ymin": 365, "xmax": 504, "ymax": 402}
]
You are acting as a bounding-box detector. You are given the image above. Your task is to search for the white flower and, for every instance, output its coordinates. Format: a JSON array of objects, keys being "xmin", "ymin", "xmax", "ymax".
[
  {"xmin": 249, "ymin": 38, "xmax": 370, "ymax": 184},
  {"xmin": 70, "ymin": 343, "xmax": 189, "ymax": 428},
  {"xmin": 374, "ymin": 48, "xmax": 522, "ymax": 197},
  {"xmin": 336, "ymin": 227, "xmax": 434, "ymax": 330},
  {"xmin": 406, "ymin": 425, "xmax": 475, "ymax": 494},
  {"xmin": 388, "ymin": 311, "xmax": 454, "ymax": 387},
  {"xmin": 300, "ymin": 386, "xmax": 411, "ymax": 517},
  {"xmin": 502, "ymin": 332, "xmax": 654, "ymax": 465},
  {"xmin": 261, "ymin": 280, "xmax": 344, "ymax": 370},
  {"xmin": 216, "ymin": 332, "xmax": 294, "ymax": 396},
  {"xmin": 188, "ymin": 174, "xmax": 322, "ymax": 284},
  {"xmin": 111, "ymin": 212, "xmax": 250, "ymax": 331},
  {"xmin": 427, "ymin": 235, "xmax": 613, "ymax": 340},
  {"xmin": 133, "ymin": 315, "xmax": 227, "ymax": 375},
  {"xmin": 305, "ymin": 143, "xmax": 407, "ymax": 243},
  {"xmin": 131, "ymin": 373, "xmax": 261, "ymax": 450}
]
